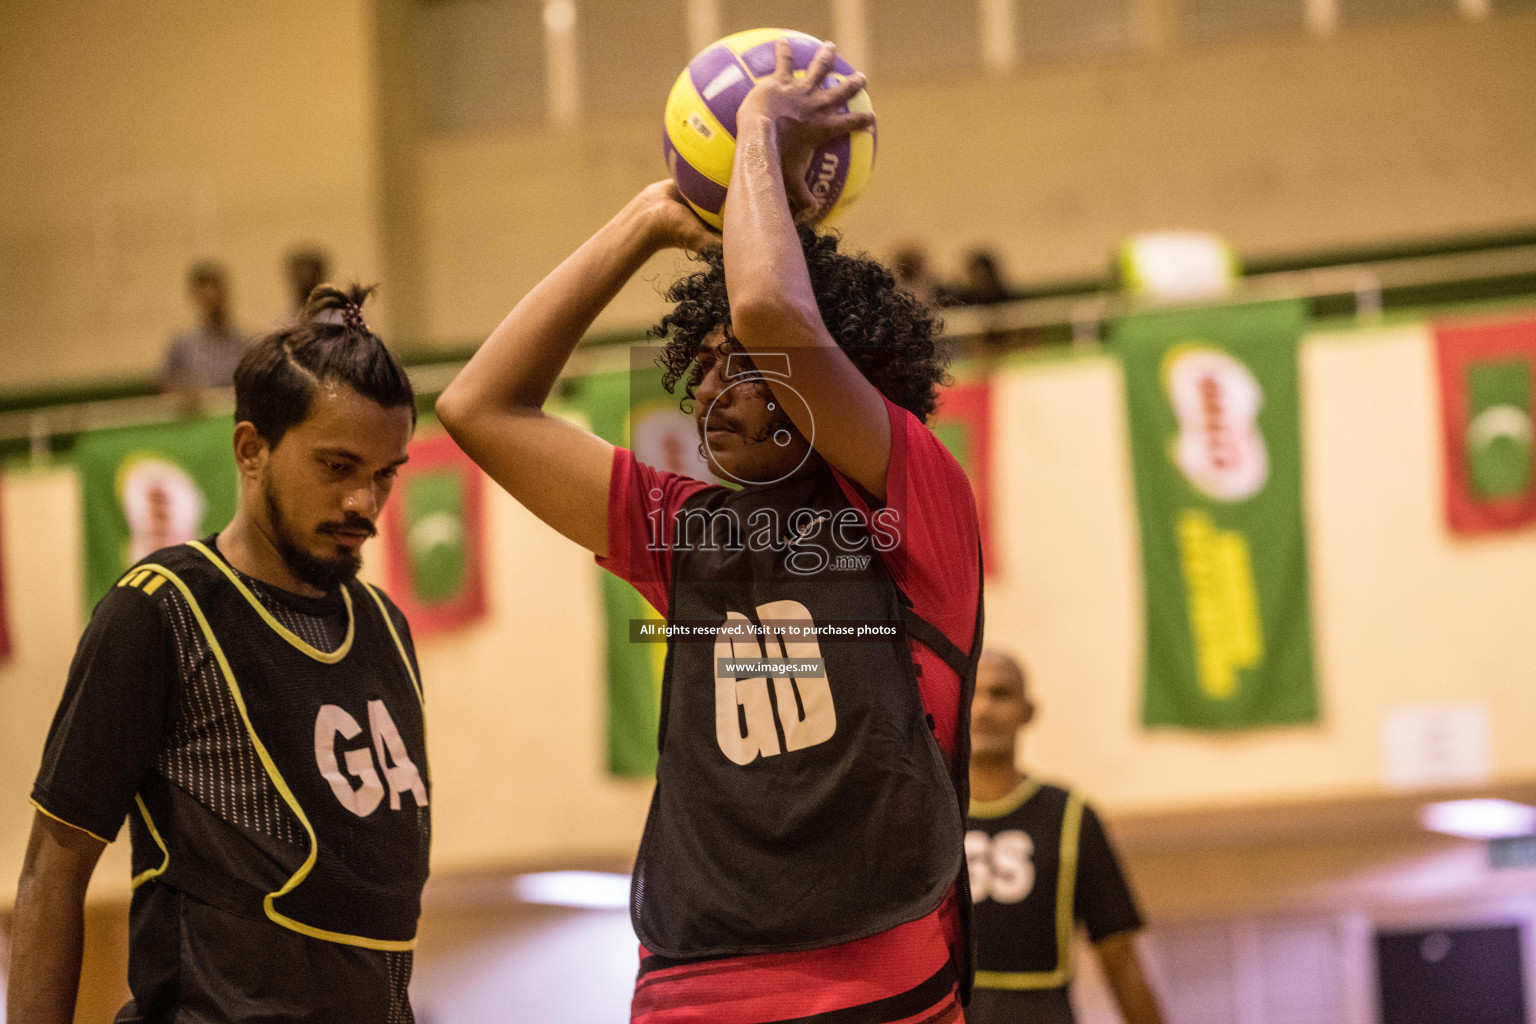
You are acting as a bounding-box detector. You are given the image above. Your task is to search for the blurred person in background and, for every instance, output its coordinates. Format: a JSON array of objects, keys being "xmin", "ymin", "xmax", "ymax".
[
  {"xmin": 947, "ymin": 249, "xmax": 1033, "ymax": 354},
  {"xmin": 8, "ymin": 286, "xmax": 431, "ymax": 1024},
  {"xmin": 892, "ymin": 242, "xmax": 943, "ymax": 306},
  {"xmin": 158, "ymin": 259, "xmax": 252, "ymax": 399},
  {"xmin": 968, "ymin": 651, "xmax": 1166, "ymax": 1024},
  {"xmin": 285, "ymin": 246, "xmax": 330, "ymax": 320},
  {"xmin": 948, "ymin": 249, "xmax": 1019, "ymax": 307}
]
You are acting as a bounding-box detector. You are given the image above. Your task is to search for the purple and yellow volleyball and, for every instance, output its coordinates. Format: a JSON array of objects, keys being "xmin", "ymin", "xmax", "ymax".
[{"xmin": 664, "ymin": 28, "xmax": 876, "ymax": 230}]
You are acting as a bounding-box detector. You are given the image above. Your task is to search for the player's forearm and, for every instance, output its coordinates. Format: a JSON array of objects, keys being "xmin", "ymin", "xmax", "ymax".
[
  {"xmin": 1097, "ymin": 932, "xmax": 1166, "ymax": 1024},
  {"xmin": 7, "ymin": 866, "xmax": 91, "ymax": 1024},
  {"xmin": 721, "ymin": 114, "xmax": 824, "ymax": 350},
  {"xmin": 438, "ymin": 199, "xmax": 663, "ymax": 426}
]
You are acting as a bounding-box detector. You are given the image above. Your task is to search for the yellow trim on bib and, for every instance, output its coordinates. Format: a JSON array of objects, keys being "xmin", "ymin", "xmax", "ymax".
[
  {"xmin": 362, "ymin": 583, "xmax": 430, "ymax": 787},
  {"xmin": 130, "ymin": 795, "xmax": 170, "ymax": 889},
  {"xmin": 29, "ymin": 799, "xmax": 110, "ymax": 845},
  {"xmin": 363, "ymin": 582, "xmax": 422, "ymax": 706},
  {"xmin": 138, "ymin": 561, "xmax": 416, "ymax": 951},
  {"xmin": 969, "ymin": 778, "xmax": 1041, "ymax": 820},
  {"xmin": 187, "ymin": 540, "xmax": 355, "ymax": 663},
  {"xmin": 973, "ymin": 790, "xmax": 1086, "ymax": 991},
  {"xmin": 119, "ymin": 569, "xmax": 170, "ymax": 595}
]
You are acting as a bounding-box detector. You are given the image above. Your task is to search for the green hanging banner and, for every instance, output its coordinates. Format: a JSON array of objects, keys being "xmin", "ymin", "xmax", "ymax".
[
  {"xmin": 563, "ymin": 360, "xmax": 704, "ymax": 778},
  {"xmin": 1113, "ymin": 299, "xmax": 1318, "ymax": 729},
  {"xmin": 75, "ymin": 415, "xmax": 239, "ymax": 608}
]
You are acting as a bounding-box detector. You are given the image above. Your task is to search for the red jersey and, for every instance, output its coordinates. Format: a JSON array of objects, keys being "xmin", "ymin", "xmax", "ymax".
[{"xmin": 599, "ymin": 396, "xmax": 981, "ymax": 1023}]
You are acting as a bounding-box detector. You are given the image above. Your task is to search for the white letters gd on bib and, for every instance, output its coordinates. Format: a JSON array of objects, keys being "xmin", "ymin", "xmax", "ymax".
[{"xmin": 715, "ymin": 600, "xmax": 837, "ymax": 764}]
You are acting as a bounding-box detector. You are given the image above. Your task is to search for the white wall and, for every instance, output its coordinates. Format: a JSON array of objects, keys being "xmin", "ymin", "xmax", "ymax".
[{"xmin": 0, "ymin": 0, "xmax": 384, "ymax": 390}]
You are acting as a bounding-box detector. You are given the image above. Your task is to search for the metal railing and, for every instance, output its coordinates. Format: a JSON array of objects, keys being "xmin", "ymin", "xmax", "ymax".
[{"xmin": 3, "ymin": 241, "xmax": 1534, "ymax": 460}]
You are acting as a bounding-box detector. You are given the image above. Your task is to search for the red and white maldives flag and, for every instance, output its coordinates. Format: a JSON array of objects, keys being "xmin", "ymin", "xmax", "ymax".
[
  {"xmin": 380, "ymin": 432, "xmax": 488, "ymax": 637},
  {"xmin": 1436, "ymin": 315, "xmax": 1536, "ymax": 534}
]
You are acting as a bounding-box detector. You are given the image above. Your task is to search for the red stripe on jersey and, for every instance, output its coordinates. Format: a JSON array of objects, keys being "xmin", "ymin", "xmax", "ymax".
[{"xmin": 631, "ymin": 894, "xmax": 963, "ymax": 1024}]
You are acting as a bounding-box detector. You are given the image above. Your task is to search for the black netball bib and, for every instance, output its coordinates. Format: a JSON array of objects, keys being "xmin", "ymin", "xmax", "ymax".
[
  {"xmin": 631, "ymin": 465, "xmax": 979, "ymax": 958},
  {"xmin": 131, "ymin": 541, "xmax": 430, "ymax": 948},
  {"xmin": 967, "ymin": 782, "xmax": 1084, "ymax": 987}
]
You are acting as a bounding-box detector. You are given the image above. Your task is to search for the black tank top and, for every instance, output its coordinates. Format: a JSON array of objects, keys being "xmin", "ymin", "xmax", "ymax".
[
  {"xmin": 968, "ymin": 782, "xmax": 1084, "ymax": 984},
  {"xmin": 129, "ymin": 540, "xmax": 430, "ymax": 948},
  {"xmin": 631, "ymin": 464, "xmax": 982, "ymax": 960}
]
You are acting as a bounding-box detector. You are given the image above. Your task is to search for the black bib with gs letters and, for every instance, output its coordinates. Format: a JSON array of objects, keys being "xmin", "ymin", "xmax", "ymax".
[
  {"xmin": 631, "ymin": 464, "xmax": 981, "ymax": 960},
  {"xmin": 967, "ymin": 782, "xmax": 1083, "ymax": 987}
]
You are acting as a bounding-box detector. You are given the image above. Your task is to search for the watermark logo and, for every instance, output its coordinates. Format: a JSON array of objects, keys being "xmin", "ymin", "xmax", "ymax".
[
  {"xmin": 627, "ymin": 344, "xmax": 908, "ymax": 582},
  {"xmin": 646, "ymin": 498, "xmax": 901, "ymax": 577},
  {"xmin": 702, "ymin": 351, "xmax": 817, "ymax": 487}
]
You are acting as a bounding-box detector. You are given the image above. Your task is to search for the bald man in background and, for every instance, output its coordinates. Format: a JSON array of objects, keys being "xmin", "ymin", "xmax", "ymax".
[{"xmin": 966, "ymin": 652, "xmax": 1166, "ymax": 1024}]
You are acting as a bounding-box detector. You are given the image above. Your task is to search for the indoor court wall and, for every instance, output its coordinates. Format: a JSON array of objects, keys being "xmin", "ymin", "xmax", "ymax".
[
  {"xmin": 0, "ymin": 0, "xmax": 384, "ymax": 391},
  {"xmin": 4, "ymin": 324, "xmax": 1536, "ymax": 899},
  {"xmin": 414, "ymin": 11, "xmax": 1536, "ymax": 350},
  {"xmin": 3, "ymin": 5, "xmax": 1534, "ymax": 387}
]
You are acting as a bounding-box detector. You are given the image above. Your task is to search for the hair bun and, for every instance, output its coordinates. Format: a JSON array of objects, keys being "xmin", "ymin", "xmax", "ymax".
[{"xmin": 302, "ymin": 282, "xmax": 378, "ymax": 334}]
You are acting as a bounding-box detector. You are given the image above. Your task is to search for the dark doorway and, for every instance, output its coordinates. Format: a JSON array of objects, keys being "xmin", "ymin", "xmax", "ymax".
[{"xmin": 1376, "ymin": 924, "xmax": 1528, "ymax": 1024}]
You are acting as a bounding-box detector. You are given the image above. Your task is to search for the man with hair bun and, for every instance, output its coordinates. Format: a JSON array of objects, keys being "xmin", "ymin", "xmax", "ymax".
[{"xmin": 8, "ymin": 286, "xmax": 433, "ymax": 1023}]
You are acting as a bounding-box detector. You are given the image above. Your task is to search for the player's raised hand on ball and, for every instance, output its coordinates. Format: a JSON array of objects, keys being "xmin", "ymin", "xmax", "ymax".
[
  {"xmin": 634, "ymin": 179, "xmax": 720, "ymax": 253},
  {"xmin": 739, "ymin": 38, "xmax": 875, "ymax": 218}
]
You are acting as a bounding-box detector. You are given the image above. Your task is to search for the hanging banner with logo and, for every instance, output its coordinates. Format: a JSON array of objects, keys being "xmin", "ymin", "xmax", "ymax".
[
  {"xmin": 1114, "ymin": 299, "xmax": 1318, "ymax": 729},
  {"xmin": 566, "ymin": 361, "xmax": 710, "ymax": 777},
  {"xmin": 380, "ymin": 431, "xmax": 487, "ymax": 637},
  {"xmin": 1434, "ymin": 315, "xmax": 1536, "ymax": 534},
  {"xmin": 75, "ymin": 416, "xmax": 239, "ymax": 608},
  {"xmin": 931, "ymin": 380, "xmax": 997, "ymax": 575},
  {"xmin": 0, "ymin": 469, "xmax": 11, "ymax": 662}
]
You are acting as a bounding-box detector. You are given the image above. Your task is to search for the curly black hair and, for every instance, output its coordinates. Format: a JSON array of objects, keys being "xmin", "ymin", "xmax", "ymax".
[{"xmin": 651, "ymin": 225, "xmax": 949, "ymax": 423}]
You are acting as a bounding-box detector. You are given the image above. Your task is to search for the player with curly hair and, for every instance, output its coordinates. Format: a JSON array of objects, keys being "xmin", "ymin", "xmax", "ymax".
[
  {"xmin": 652, "ymin": 226, "xmax": 950, "ymax": 424},
  {"xmin": 440, "ymin": 39, "xmax": 983, "ymax": 1024}
]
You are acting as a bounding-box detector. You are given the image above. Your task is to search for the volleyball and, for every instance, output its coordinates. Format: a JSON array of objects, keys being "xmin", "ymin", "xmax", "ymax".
[{"xmin": 663, "ymin": 28, "xmax": 876, "ymax": 229}]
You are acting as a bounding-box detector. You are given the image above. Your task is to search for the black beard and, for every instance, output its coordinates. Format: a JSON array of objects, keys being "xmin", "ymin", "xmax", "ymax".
[
  {"xmin": 744, "ymin": 414, "xmax": 795, "ymax": 447},
  {"xmin": 263, "ymin": 476, "xmax": 364, "ymax": 592},
  {"xmin": 696, "ymin": 415, "xmax": 798, "ymax": 464}
]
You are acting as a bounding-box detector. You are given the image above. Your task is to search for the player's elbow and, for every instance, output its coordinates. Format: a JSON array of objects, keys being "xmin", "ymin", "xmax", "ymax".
[
  {"xmin": 730, "ymin": 294, "xmax": 818, "ymax": 351},
  {"xmin": 435, "ymin": 378, "xmax": 499, "ymax": 444},
  {"xmin": 1094, "ymin": 930, "xmax": 1148, "ymax": 985},
  {"xmin": 728, "ymin": 295, "xmax": 775, "ymax": 346},
  {"xmin": 434, "ymin": 386, "xmax": 471, "ymax": 439}
]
